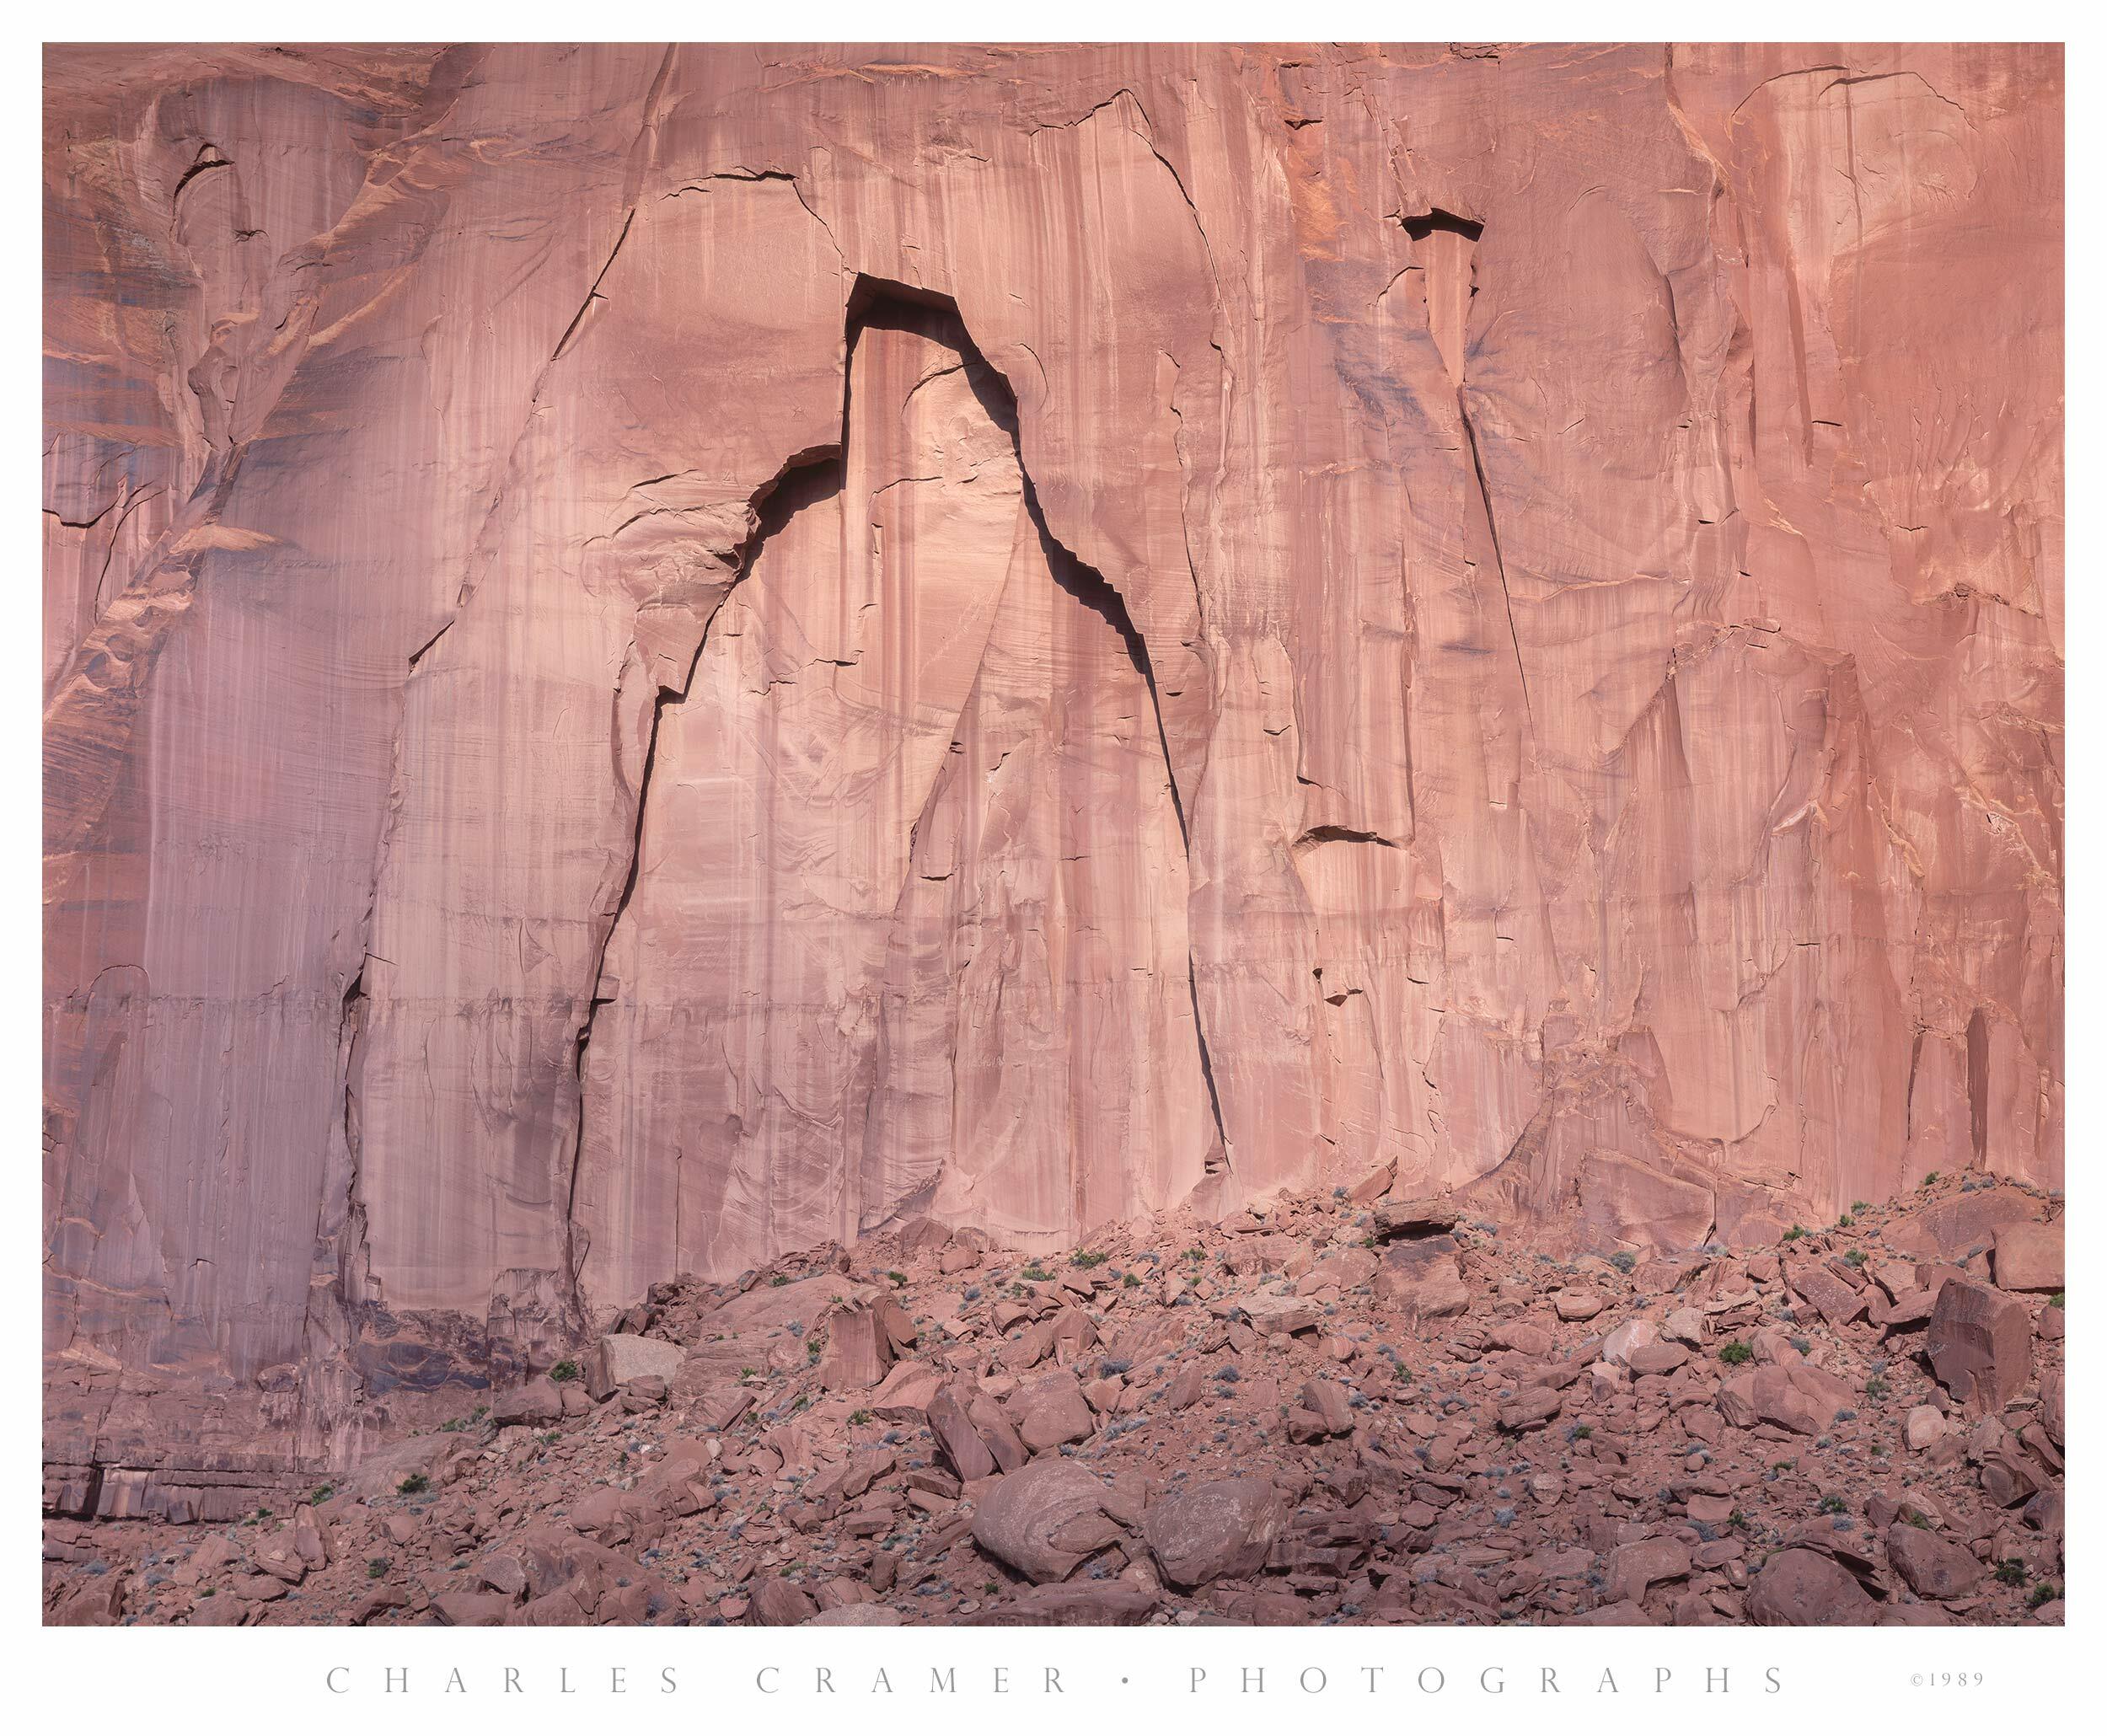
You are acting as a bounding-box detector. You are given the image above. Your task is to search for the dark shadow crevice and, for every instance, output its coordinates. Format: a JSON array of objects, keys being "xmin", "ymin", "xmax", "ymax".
[
  {"xmin": 1401, "ymin": 206, "xmax": 1484, "ymax": 243},
  {"xmin": 852, "ymin": 281, "xmax": 1236, "ymax": 1176},
  {"xmin": 559, "ymin": 445, "xmax": 842, "ymax": 1308},
  {"xmin": 1399, "ymin": 214, "xmax": 1531, "ymax": 733}
]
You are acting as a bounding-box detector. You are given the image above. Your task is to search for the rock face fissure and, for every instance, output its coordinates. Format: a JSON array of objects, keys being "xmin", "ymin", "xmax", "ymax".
[
  {"xmin": 574, "ymin": 287, "xmax": 1220, "ymax": 1308},
  {"xmin": 42, "ymin": 46, "xmax": 2061, "ymax": 1503},
  {"xmin": 1408, "ymin": 208, "xmax": 1532, "ymax": 732},
  {"xmin": 560, "ymin": 444, "xmax": 848, "ymax": 1314},
  {"xmin": 1000, "ymin": 344, "xmax": 1233, "ymax": 1179}
]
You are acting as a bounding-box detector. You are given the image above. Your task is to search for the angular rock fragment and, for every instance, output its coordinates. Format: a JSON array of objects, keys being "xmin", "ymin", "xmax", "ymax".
[
  {"xmin": 817, "ymin": 1305, "xmax": 895, "ymax": 1390},
  {"xmin": 1007, "ymin": 1371, "xmax": 1096, "ymax": 1452},
  {"xmin": 1497, "ymin": 1388, "xmax": 1564, "ymax": 1432},
  {"xmin": 1371, "ymin": 1198, "xmax": 1462, "ymax": 1239},
  {"xmin": 1885, "ymin": 1524, "xmax": 1981, "ymax": 1600},
  {"xmin": 1905, "ymin": 1406, "xmax": 1949, "ymax": 1452},
  {"xmin": 1374, "ymin": 1237, "xmax": 1470, "ymax": 1318},
  {"xmin": 491, "ymin": 1377, "xmax": 565, "ymax": 1428},
  {"xmin": 1717, "ymin": 1364, "xmax": 1855, "ymax": 1435},
  {"xmin": 750, "ymin": 1578, "xmax": 819, "ymax": 1626},
  {"xmin": 1607, "ymin": 1538, "xmax": 1691, "ymax": 1605},
  {"xmin": 866, "ymin": 1358, "xmax": 944, "ymax": 1422},
  {"xmin": 1789, "ymin": 1263, "xmax": 1868, "ymax": 1329},
  {"xmin": 925, "ymin": 1385, "xmax": 999, "ymax": 1483},
  {"xmin": 1748, "ymin": 1549, "xmax": 1879, "ymax": 1625},
  {"xmin": 1227, "ymin": 1292, "xmax": 1324, "ymax": 1336},
  {"xmin": 1488, "ymin": 1320, "xmax": 1553, "ymax": 1357},
  {"xmin": 1140, "ymin": 1478, "xmax": 1288, "ymax": 1587},
  {"xmin": 433, "ymin": 1589, "xmax": 511, "ymax": 1626},
  {"xmin": 585, "ymin": 1334, "xmax": 684, "ymax": 1402},
  {"xmin": 1926, "ymin": 1280, "xmax": 2033, "ymax": 1409},
  {"xmin": 1993, "ymin": 1221, "xmax": 2063, "ymax": 1293},
  {"xmin": 804, "ymin": 1605, "xmax": 907, "ymax": 1626}
]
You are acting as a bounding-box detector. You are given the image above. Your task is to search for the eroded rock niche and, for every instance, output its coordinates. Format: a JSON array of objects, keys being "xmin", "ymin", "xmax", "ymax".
[{"xmin": 570, "ymin": 291, "xmax": 1217, "ymax": 1311}]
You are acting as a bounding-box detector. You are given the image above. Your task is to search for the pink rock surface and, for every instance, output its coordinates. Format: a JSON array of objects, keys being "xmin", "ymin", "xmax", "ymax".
[{"xmin": 42, "ymin": 45, "xmax": 2061, "ymax": 1508}]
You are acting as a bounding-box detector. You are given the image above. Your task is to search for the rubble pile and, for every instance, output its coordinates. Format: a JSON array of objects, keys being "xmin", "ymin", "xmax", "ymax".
[{"xmin": 44, "ymin": 1172, "xmax": 2064, "ymax": 1627}]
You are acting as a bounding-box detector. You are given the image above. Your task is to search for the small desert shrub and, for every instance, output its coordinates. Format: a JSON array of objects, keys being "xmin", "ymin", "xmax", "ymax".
[
  {"xmin": 1997, "ymin": 1559, "xmax": 2027, "ymax": 1587},
  {"xmin": 550, "ymin": 1359, "xmax": 580, "ymax": 1384},
  {"xmin": 397, "ymin": 1473, "xmax": 429, "ymax": 1496},
  {"xmin": 1719, "ymin": 1340, "xmax": 1755, "ymax": 1365}
]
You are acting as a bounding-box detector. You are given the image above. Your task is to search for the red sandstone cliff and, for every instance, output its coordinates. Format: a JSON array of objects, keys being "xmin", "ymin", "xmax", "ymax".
[{"xmin": 43, "ymin": 43, "xmax": 2062, "ymax": 1512}]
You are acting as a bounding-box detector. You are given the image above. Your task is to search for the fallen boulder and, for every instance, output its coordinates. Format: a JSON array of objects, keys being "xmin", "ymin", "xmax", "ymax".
[
  {"xmin": 1992, "ymin": 1220, "xmax": 2063, "ymax": 1293},
  {"xmin": 1926, "ymin": 1279, "xmax": 2032, "ymax": 1409},
  {"xmin": 585, "ymin": 1333, "xmax": 684, "ymax": 1402},
  {"xmin": 970, "ymin": 1460, "xmax": 1123, "ymax": 1583},
  {"xmin": 1371, "ymin": 1197, "xmax": 1462, "ymax": 1238},
  {"xmin": 1885, "ymin": 1523, "xmax": 1981, "ymax": 1600},
  {"xmin": 1140, "ymin": 1477, "xmax": 1287, "ymax": 1587},
  {"xmin": 490, "ymin": 1376, "xmax": 564, "ymax": 1428},
  {"xmin": 1748, "ymin": 1548, "xmax": 1879, "ymax": 1625},
  {"xmin": 1374, "ymin": 1237, "xmax": 1470, "ymax": 1318},
  {"xmin": 1717, "ymin": 1364, "xmax": 1855, "ymax": 1434}
]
